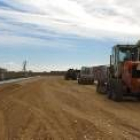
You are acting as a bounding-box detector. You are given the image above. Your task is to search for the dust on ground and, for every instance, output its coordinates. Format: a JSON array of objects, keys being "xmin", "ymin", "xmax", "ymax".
[{"xmin": 0, "ymin": 76, "xmax": 140, "ymax": 140}]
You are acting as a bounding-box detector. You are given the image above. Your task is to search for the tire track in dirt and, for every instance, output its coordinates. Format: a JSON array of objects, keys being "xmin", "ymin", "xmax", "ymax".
[
  {"xmin": 0, "ymin": 111, "xmax": 7, "ymax": 140},
  {"xmin": 41, "ymin": 77, "xmax": 140, "ymax": 140},
  {"xmin": 0, "ymin": 76, "xmax": 140, "ymax": 139},
  {"xmin": 41, "ymin": 77, "xmax": 119, "ymax": 139},
  {"xmin": 0, "ymin": 79, "xmax": 57, "ymax": 140}
]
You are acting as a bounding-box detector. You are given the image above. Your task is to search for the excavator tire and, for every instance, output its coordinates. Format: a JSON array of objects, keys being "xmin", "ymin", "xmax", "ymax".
[
  {"xmin": 96, "ymin": 81, "xmax": 105, "ymax": 94},
  {"xmin": 111, "ymin": 79, "xmax": 123, "ymax": 102}
]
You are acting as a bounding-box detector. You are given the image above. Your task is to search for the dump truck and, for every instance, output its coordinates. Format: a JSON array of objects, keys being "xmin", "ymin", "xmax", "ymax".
[
  {"xmin": 95, "ymin": 43, "xmax": 140, "ymax": 101},
  {"xmin": 65, "ymin": 69, "xmax": 80, "ymax": 80},
  {"xmin": 93, "ymin": 65, "xmax": 108, "ymax": 93},
  {"xmin": 78, "ymin": 67, "xmax": 94, "ymax": 84}
]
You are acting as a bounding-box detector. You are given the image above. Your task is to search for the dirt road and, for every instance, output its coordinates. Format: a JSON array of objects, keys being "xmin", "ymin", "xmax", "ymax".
[{"xmin": 0, "ymin": 76, "xmax": 140, "ymax": 140}]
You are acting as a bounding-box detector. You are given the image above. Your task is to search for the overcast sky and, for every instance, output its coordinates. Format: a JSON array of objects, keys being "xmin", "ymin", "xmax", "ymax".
[{"xmin": 0, "ymin": 0, "xmax": 140, "ymax": 71}]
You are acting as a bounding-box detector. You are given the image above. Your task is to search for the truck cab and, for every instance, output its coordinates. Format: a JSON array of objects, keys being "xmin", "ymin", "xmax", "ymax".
[{"xmin": 78, "ymin": 67, "xmax": 94, "ymax": 84}]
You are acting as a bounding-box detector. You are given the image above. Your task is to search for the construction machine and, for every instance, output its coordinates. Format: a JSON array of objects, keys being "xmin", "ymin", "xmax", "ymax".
[
  {"xmin": 108, "ymin": 44, "xmax": 140, "ymax": 101},
  {"xmin": 95, "ymin": 43, "xmax": 140, "ymax": 101},
  {"xmin": 64, "ymin": 69, "xmax": 79, "ymax": 80},
  {"xmin": 93, "ymin": 65, "xmax": 108, "ymax": 93}
]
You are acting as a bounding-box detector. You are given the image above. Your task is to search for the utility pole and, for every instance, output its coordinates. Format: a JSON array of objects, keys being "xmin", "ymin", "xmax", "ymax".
[{"xmin": 23, "ymin": 60, "xmax": 27, "ymax": 77}]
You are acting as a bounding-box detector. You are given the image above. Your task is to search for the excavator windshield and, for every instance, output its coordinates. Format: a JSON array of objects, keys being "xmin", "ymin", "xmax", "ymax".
[
  {"xmin": 118, "ymin": 47, "xmax": 132, "ymax": 62},
  {"xmin": 118, "ymin": 46, "xmax": 140, "ymax": 62}
]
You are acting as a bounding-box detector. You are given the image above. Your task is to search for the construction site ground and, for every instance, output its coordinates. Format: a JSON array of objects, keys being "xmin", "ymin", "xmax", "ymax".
[{"xmin": 0, "ymin": 76, "xmax": 140, "ymax": 140}]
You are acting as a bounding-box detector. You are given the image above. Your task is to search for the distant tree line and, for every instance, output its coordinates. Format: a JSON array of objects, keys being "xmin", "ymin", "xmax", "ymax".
[{"xmin": 0, "ymin": 68, "xmax": 66, "ymax": 81}]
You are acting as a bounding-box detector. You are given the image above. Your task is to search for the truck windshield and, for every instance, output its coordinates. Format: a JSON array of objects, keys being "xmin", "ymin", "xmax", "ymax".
[{"xmin": 82, "ymin": 68, "xmax": 90, "ymax": 74}]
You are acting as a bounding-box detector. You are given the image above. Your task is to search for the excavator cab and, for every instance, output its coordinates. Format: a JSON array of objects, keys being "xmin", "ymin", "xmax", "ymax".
[{"xmin": 110, "ymin": 45, "xmax": 139, "ymax": 78}]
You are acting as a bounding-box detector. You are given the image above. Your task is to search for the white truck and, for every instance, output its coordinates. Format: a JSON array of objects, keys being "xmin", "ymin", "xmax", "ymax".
[{"xmin": 78, "ymin": 67, "xmax": 94, "ymax": 84}]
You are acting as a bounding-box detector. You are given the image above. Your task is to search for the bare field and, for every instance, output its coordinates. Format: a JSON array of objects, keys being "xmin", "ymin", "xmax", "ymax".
[{"xmin": 0, "ymin": 76, "xmax": 140, "ymax": 140}]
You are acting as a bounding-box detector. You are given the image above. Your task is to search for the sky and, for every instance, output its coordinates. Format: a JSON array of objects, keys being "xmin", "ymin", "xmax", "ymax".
[{"xmin": 0, "ymin": 0, "xmax": 140, "ymax": 71}]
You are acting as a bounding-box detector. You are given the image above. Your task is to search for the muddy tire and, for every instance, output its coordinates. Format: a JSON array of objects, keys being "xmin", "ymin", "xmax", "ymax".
[
  {"xmin": 78, "ymin": 79, "xmax": 81, "ymax": 84},
  {"xmin": 92, "ymin": 79, "xmax": 94, "ymax": 85},
  {"xmin": 110, "ymin": 80, "xmax": 123, "ymax": 102},
  {"xmin": 107, "ymin": 85, "xmax": 112, "ymax": 99},
  {"xmin": 107, "ymin": 82, "xmax": 112, "ymax": 99},
  {"xmin": 107, "ymin": 91, "xmax": 112, "ymax": 99},
  {"xmin": 97, "ymin": 81, "xmax": 106, "ymax": 94},
  {"xmin": 96, "ymin": 82, "xmax": 100, "ymax": 93},
  {"xmin": 96, "ymin": 81, "xmax": 103, "ymax": 94}
]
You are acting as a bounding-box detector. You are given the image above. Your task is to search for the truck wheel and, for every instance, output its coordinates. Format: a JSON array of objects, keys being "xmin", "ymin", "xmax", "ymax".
[
  {"xmin": 78, "ymin": 79, "xmax": 81, "ymax": 84},
  {"xmin": 84, "ymin": 79, "xmax": 86, "ymax": 85},
  {"xmin": 86, "ymin": 79, "xmax": 88, "ymax": 84},
  {"xmin": 85, "ymin": 79, "xmax": 87, "ymax": 85},
  {"xmin": 91, "ymin": 80, "xmax": 94, "ymax": 85},
  {"xmin": 107, "ymin": 84, "xmax": 112, "ymax": 99},
  {"xmin": 92, "ymin": 79, "xmax": 94, "ymax": 85},
  {"xmin": 89, "ymin": 80, "xmax": 92, "ymax": 85},
  {"xmin": 112, "ymin": 81, "xmax": 123, "ymax": 102},
  {"xmin": 96, "ymin": 81, "xmax": 101, "ymax": 93},
  {"xmin": 96, "ymin": 83, "xmax": 100, "ymax": 92},
  {"xmin": 107, "ymin": 91, "xmax": 112, "ymax": 99},
  {"xmin": 80, "ymin": 79, "xmax": 83, "ymax": 84},
  {"xmin": 97, "ymin": 81, "xmax": 106, "ymax": 94}
]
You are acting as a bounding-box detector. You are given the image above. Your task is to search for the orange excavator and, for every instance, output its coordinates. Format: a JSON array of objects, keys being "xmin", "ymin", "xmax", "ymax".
[{"xmin": 107, "ymin": 43, "xmax": 140, "ymax": 101}]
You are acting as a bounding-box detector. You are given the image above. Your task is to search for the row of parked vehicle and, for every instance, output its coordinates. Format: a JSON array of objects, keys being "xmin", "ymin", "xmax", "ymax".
[{"xmin": 65, "ymin": 41, "xmax": 140, "ymax": 102}]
